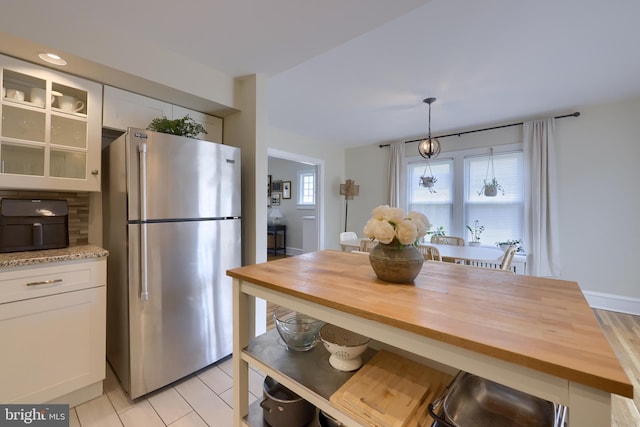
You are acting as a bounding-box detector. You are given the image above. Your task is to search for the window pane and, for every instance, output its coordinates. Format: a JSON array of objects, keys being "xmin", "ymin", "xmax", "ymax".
[
  {"xmin": 298, "ymin": 171, "xmax": 315, "ymax": 205},
  {"xmin": 465, "ymin": 203, "xmax": 524, "ymax": 246},
  {"xmin": 407, "ymin": 159, "xmax": 453, "ymax": 235},
  {"xmin": 465, "ymin": 151, "xmax": 524, "ymax": 245},
  {"xmin": 467, "ymin": 152, "xmax": 523, "ymax": 202}
]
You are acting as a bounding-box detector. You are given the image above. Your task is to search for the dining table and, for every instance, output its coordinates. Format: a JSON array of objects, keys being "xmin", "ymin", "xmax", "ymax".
[{"xmin": 340, "ymin": 238, "xmax": 505, "ymax": 264}]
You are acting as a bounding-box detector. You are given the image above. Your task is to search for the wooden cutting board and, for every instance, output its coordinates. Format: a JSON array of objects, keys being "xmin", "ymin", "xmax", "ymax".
[
  {"xmin": 409, "ymin": 371, "xmax": 455, "ymax": 427},
  {"xmin": 330, "ymin": 350, "xmax": 453, "ymax": 427}
]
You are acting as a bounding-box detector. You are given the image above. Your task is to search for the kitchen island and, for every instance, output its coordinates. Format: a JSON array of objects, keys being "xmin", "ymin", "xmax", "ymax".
[{"xmin": 227, "ymin": 250, "xmax": 632, "ymax": 426}]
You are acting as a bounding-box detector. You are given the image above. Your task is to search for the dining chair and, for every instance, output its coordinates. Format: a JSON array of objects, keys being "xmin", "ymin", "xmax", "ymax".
[
  {"xmin": 350, "ymin": 250, "xmax": 369, "ymax": 255},
  {"xmin": 359, "ymin": 239, "xmax": 377, "ymax": 252},
  {"xmin": 340, "ymin": 231, "xmax": 358, "ymax": 242},
  {"xmin": 417, "ymin": 245, "xmax": 442, "ymax": 261},
  {"xmin": 499, "ymin": 245, "xmax": 518, "ymax": 271},
  {"xmin": 430, "ymin": 235, "xmax": 466, "ymax": 246}
]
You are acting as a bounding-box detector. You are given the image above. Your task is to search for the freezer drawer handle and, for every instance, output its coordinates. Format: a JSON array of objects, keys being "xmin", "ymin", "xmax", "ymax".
[
  {"xmin": 26, "ymin": 279, "xmax": 63, "ymax": 287},
  {"xmin": 139, "ymin": 142, "xmax": 149, "ymax": 301}
]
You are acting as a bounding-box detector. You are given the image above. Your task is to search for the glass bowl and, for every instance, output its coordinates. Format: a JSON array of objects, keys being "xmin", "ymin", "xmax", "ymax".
[{"xmin": 273, "ymin": 306, "xmax": 323, "ymax": 351}]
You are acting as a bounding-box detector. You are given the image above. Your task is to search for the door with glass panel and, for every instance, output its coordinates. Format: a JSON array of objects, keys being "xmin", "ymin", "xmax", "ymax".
[{"xmin": 0, "ymin": 54, "xmax": 101, "ymax": 191}]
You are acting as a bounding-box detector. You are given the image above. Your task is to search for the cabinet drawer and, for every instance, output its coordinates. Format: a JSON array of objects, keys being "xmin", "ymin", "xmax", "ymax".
[{"xmin": 0, "ymin": 258, "xmax": 106, "ymax": 304}]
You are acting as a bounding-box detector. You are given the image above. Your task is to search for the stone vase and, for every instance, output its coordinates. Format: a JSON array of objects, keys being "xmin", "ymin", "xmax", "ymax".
[{"xmin": 368, "ymin": 241, "xmax": 424, "ymax": 284}]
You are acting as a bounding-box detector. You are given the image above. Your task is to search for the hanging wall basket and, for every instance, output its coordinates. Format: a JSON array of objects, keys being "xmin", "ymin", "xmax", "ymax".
[
  {"xmin": 478, "ymin": 148, "xmax": 504, "ymax": 197},
  {"xmin": 420, "ymin": 175, "xmax": 436, "ymax": 188},
  {"xmin": 484, "ymin": 185, "xmax": 498, "ymax": 197},
  {"xmin": 419, "ymin": 162, "xmax": 437, "ymax": 193}
]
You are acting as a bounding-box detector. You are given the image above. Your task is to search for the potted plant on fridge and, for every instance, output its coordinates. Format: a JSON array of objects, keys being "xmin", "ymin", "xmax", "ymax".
[
  {"xmin": 147, "ymin": 115, "xmax": 207, "ymax": 138},
  {"xmin": 466, "ymin": 220, "xmax": 484, "ymax": 246}
]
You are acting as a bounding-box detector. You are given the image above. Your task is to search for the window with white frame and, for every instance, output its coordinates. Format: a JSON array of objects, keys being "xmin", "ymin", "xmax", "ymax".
[
  {"xmin": 297, "ymin": 170, "xmax": 316, "ymax": 206},
  {"xmin": 407, "ymin": 158, "xmax": 454, "ymax": 238},
  {"xmin": 465, "ymin": 151, "xmax": 524, "ymax": 247},
  {"xmin": 407, "ymin": 144, "xmax": 524, "ymax": 247}
]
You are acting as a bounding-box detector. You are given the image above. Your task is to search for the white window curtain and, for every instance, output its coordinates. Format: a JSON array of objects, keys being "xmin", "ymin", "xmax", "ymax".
[
  {"xmin": 388, "ymin": 141, "xmax": 405, "ymax": 208},
  {"xmin": 523, "ymin": 118, "xmax": 561, "ymax": 276}
]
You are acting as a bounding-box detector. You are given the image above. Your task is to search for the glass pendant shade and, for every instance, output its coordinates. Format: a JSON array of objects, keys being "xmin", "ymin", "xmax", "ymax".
[{"xmin": 418, "ymin": 137, "xmax": 441, "ymax": 159}]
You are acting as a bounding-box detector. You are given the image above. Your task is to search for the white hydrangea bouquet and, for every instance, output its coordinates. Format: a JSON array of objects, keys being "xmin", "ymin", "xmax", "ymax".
[{"xmin": 363, "ymin": 205, "xmax": 431, "ymax": 246}]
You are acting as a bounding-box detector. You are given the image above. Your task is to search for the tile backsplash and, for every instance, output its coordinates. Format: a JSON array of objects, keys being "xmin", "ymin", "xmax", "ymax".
[{"xmin": 0, "ymin": 190, "xmax": 89, "ymax": 246}]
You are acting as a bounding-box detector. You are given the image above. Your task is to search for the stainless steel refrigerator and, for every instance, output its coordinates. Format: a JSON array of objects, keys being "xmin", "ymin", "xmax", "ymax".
[{"xmin": 102, "ymin": 127, "xmax": 241, "ymax": 399}]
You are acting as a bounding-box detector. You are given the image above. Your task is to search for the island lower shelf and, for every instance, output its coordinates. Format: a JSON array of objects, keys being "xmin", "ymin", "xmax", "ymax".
[
  {"xmin": 242, "ymin": 328, "xmax": 375, "ymax": 426},
  {"xmin": 241, "ymin": 328, "xmax": 453, "ymax": 427}
]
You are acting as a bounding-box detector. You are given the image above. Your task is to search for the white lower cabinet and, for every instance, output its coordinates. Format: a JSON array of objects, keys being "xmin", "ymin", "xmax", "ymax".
[{"xmin": 0, "ymin": 258, "xmax": 106, "ymax": 406}]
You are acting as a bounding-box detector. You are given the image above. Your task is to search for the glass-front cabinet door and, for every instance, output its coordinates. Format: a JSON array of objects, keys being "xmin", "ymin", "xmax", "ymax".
[{"xmin": 0, "ymin": 54, "xmax": 102, "ymax": 191}]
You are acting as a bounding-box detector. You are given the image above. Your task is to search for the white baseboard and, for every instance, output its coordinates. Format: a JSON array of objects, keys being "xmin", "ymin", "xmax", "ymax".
[
  {"xmin": 285, "ymin": 247, "xmax": 304, "ymax": 256},
  {"xmin": 582, "ymin": 290, "xmax": 640, "ymax": 316},
  {"xmin": 47, "ymin": 381, "xmax": 103, "ymax": 408}
]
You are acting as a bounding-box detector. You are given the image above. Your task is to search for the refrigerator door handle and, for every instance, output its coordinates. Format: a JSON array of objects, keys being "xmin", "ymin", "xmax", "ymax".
[{"xmin": 139, "ymin": 142, "xmax": 149, "ymax": 301}]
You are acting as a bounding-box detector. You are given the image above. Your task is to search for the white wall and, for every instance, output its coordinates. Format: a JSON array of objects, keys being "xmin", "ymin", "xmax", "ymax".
[
  {"xmin": 555, "ymin": 97, "xmax": 640, "ymax": 312},
  {"xmin": 224, "ymin": 74, "xmax": 270, "ymax": 336},
  {"xmin": 225, "ymin": 75, "xmax": 269, "ymax": 267},
  {"xmin": 267, "ymin": 126, "xmax": 346, "ymax": 251},
  {"xmin": 346, "ymin": 97, "xmax": 640, "ymax": 314}
]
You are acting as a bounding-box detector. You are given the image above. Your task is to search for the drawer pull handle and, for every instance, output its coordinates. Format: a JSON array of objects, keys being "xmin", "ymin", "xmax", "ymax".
[{"xmin": 26, "ymin": 279, "xmax": 63, "ymax": 287}]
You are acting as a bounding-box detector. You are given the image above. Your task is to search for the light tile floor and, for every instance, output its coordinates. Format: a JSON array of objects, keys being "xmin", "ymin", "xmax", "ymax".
[{"xmin": 71, "ymin": 358, "xmax": 264, "ymax": 427}]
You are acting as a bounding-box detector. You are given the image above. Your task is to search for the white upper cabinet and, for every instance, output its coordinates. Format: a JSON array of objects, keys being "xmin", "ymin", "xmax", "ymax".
[
  {"xmin": 102, "ymin": 86, "xmax": 172, "ymax": 132},
  {"xmin": 103, "ymin": 86, "xmax": 223, "ymax": 143},
  {"xmin": 0, "ymin": 55, "xmax": 102, "ymax": 192}
]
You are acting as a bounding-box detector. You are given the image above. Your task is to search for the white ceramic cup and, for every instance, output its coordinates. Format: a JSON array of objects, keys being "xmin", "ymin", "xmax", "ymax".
[
  {"xmin": 57, "ymin": 95, "xmax": 84, "ymax": 113},
  {"xmin": 6, "ymin": 89, "xmax": 25, "ymax": 101},
  {"xmin": 30, "ymin": 88, "xmax": 52, "ymax": 108}
]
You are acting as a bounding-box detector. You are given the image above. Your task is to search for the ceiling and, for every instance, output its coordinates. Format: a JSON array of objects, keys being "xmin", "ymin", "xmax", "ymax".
[{"xmin": 2, "ymin": 0, "xmax": 640, "ymax": 148}]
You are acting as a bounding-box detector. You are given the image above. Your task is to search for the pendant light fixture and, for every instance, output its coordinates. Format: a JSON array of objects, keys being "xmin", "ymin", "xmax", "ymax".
[{"xmin": 418, "ymin": 97, "xmax": 441, "ymax": 159}]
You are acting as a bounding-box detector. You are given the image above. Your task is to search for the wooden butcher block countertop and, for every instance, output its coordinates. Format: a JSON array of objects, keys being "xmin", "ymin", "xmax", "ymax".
[{"xmin": 227, "ymin": 250, "xmax": 633, "ymax": 398}]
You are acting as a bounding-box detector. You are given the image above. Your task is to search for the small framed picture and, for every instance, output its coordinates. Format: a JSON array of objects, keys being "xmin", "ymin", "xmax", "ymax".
[
  {"xmin": 282, "ymin": 181, "xmax": 291, "ymax": 199},
  {"xmin": 268, "ymin": 175, "xmax": 272, "ymax": 197},
  {"xmin": 272, "ymin": 180, "xmax": 282, "ymax": 193},
  {"xmin": 271, "ymin": 193, "xmax": 281, "ymax": 206}
]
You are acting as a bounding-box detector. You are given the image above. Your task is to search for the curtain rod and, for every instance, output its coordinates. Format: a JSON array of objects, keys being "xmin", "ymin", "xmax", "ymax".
[{"xmin": 379, "ymin": 112, "xmax": 580, "ymax": 148}]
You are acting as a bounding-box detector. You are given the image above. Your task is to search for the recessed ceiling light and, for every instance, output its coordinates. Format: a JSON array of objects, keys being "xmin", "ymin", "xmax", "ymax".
[{"xmin": 38, "ymin": 53, "xmax": 67, "ymax": 66}]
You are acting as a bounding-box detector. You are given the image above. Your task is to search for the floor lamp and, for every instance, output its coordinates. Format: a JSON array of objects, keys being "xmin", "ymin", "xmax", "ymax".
[{"xmin": 339, "ymin": 179, "xmax": 359, "ymax": 232}]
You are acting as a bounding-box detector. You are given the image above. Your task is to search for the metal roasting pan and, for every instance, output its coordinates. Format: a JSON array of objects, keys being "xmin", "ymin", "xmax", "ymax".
[{"xmin": 429, "ymin": 372, "xmax": 563, "ymax": 427}]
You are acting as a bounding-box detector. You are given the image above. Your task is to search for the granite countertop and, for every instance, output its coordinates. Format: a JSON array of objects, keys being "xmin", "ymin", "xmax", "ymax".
[{"xmin": 0, "ymin": 245, "xmax": 109, "ymax": 269}]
